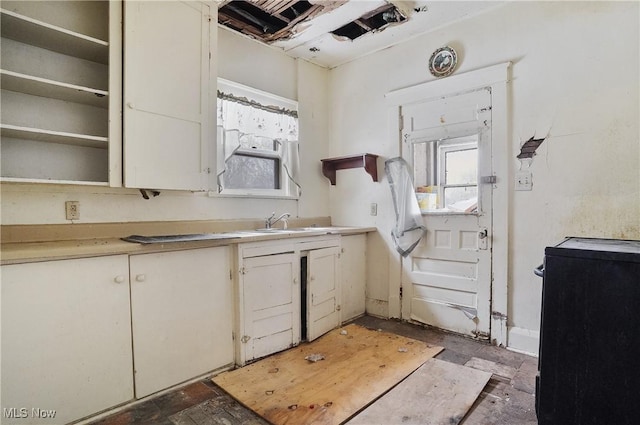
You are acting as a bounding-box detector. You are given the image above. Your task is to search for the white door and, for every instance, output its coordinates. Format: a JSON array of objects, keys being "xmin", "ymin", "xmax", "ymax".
[
  {"xmin": 124, "ymin": 1, "xmax": 213, "ymax": 190},
  {"xmin": 307, "ymin": 246, "xmax": 341, "ymax": 341},
  {"xmin": 401, "ymin": 89, "xmax": 493, "ymax": 339},
  {"xmin": 241, "ymin": 253, "xmax": 300, "ymax": 362},
  {"xmin": 130, "ymin": 247, "xmax": 233, "ymax": 398}
]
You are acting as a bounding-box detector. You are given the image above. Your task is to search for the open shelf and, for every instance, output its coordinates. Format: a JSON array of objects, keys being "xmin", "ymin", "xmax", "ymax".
[
  {"xmin": 321, "ymin": 153, "xmax": 379, "ymax": 185},
  {"xmin": 1, "ymin": 69, "xmax": 108, "ymax": 108},
  {"xmin": 0, "ymin": 9, "xmax": 109, "ymax": 64},
  {"xmin": 0, "ymin": 176, "xmax": 109, "ymax": 186},
  {"xmin": 1, "ymin": 124, "xmax": 108, "ymax": 149}
]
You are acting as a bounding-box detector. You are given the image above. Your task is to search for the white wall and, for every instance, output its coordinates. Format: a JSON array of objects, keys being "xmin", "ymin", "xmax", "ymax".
[
  {"xmin": 328, "ymin": 1, "xmax": 640, "ymax": 353},
  {"xmin": 0, "ymin": 28, "xmax": 330, "ymax": 225}
]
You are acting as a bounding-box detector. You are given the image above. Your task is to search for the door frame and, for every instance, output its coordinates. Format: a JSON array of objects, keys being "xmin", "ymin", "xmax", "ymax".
[{"xmin": 385, "ymin": 62, "xmax": 511, "ymax": 346}]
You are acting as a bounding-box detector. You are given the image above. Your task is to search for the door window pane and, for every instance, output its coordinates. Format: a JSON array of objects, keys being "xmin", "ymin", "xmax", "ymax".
[
  {"xmin": 412, "ymin": 134, "xmax": 479, "ymax": 214},
  {"xmin": 445, "ymin": 148, "xmax": 477, "ymax": 185},
  {"xmin": 443, "ymin": 186, "xmax": 478, "ymax": 212}
]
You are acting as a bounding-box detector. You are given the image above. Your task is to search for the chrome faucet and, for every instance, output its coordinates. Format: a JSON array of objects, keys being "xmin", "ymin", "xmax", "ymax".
[{"xmin": 265, "ymin": 212, "xmax": 290, "ymax": 229}]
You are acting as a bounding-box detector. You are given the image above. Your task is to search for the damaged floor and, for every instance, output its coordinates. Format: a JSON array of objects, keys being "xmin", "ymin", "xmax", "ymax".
[{"xmin": 89, "ymin": 316, "xmax": 538, "ymax": 425}]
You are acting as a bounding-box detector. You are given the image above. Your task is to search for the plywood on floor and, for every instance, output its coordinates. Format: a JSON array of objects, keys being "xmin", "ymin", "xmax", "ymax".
[
  {"xmin": 213, "ymin": 324, "xmax": 443, "ymax": 425},
  {"xmin": 347, "ymin": 358, "xmax": 492, "ymax": 425},
  {"xmin": 464, "ymin": 357, "xmax": 517, "ymax": 381}
]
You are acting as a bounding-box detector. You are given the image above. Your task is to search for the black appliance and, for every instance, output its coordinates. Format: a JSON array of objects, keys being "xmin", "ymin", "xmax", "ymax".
[{"xmin": 535, "ymin": 237, "xmax": 640, "ymax": 425}]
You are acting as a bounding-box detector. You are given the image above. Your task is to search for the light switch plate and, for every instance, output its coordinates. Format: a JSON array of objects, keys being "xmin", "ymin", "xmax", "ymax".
[
  {"xmin": 515, "ymin": 171, "xmax": 532, "ymax": 191},
  {"xmin": 370, "ymin": 203, "xmax": 377, "ymax": 216}
]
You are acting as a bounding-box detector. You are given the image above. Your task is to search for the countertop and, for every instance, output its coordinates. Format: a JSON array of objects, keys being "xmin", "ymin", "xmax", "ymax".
[{"xmin": 1, "ymin": 226, "xmax": 376, "ymax": 265}]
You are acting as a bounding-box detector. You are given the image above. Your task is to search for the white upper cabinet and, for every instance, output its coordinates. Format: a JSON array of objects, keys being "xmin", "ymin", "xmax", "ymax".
[
  {"xmin": 0, "ymin": 0, "xmax": 122, "ymax": 186},
  {"xmin": 123, "ymin": 1, "xmax": 216, "ymax": 191}
]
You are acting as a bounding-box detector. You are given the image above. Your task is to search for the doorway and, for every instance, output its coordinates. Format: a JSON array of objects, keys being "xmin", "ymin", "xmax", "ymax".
[{"xmin": 400, "ymin": 89, "xmax": 493, "ymax": 338}]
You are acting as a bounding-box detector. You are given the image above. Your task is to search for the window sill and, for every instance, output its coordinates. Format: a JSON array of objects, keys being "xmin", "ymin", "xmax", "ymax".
[
  {"xmin": 208, "ymin": 191, "xmax": 299, "ymax": 201},
  {"xmin": 420, "ymin": 210, "xmax": 481, "ymax": 216}
]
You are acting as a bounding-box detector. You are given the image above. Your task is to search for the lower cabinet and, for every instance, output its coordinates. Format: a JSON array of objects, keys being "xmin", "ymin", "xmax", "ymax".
[
  {"xmin": 239, "ymin": 251, "xmax": 300, "ymax": 364},
  {"xmin": 340, "ymin": 234, "xmax": 367, "ymax": 323},
  {"xmin": 1, "ymin": 255, "xmax": 134, "ymax": 425},
  {"xmin": 1, "ymin": 247, "xmax": 234, "ymax": 423},
  {"xmin": 130, "ymin": 247, "xmax": 234, "ymax": 398},
  {"xmin": 306, "ymin": 246, "xmax": 341, "ymax": 341},
  {"xmin": 236, "ymin": 236, "xmax": 344, "ymax": 365},
  {"xmin": 1, "ymin": 234, "xmax": 367, "ymax": 421}
]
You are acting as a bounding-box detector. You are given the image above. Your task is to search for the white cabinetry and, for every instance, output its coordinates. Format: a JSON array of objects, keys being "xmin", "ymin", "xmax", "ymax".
[
  {"xmin": 236, "ymin": 236, "xmax": 343, "ymax": 365},
  {"xmin": 307, "ymin": 245, "xmax": 341, "ymax": 341},
  {"xmin": 340, "ymin": 234, "xmax": 367, "ymax": 323},
  {"xmin": 1, "ymin": 256, "xmax": 133, "ymax": 424},
  {"xmin": 123, "ymin": 1, "xmax": 215, "ymax": 190},
  {"xmin": 129, "ymin": 247, "xmax": 233, "ymax": 398},
  {"xmin": 236, "ymin": 241, "xmax": 300, "ymax": 365},
  {"xmin": 0, "ymin": 0, "xmax": 122, "ymax": 186}
]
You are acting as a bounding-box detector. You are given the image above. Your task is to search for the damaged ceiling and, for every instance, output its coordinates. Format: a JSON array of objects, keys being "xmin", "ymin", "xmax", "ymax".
[{"xmin": 218, "ymin": 1, "xmax": 504, "ymax": 68}]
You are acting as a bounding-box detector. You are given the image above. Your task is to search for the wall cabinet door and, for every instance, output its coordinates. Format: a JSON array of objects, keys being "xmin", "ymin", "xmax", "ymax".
[
  {"xmin": 130, "ymin": 247, "xmax": 233, "ymax": 398},
  {"xmin": 123, "ymin": 1, "xmax": 215, "ymax": 190},
  {"xmin": 340, "ymin": 234, "xmax": 366, "ymax": 323},
  {"xmin": 307, "ymin": 246, "xmax": 341, "ymax": 341},
  {"xmin": 239, "ymin": 252, "xmax": 300, "ymax": 365},
  {"xmin": 1, "ymin": 256, "xmax": 133, "ymax": 425}
]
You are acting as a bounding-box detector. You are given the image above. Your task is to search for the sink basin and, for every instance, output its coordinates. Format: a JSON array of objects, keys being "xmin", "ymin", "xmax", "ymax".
[
  {"xmin": 293, "ymin": 227, "xmax": 336, "ymax": 232},
  {"xmin": 252, "ymin": 227, "xmax": 336, "ymax": 234},
  {"xmin": 255, "ymin": 227, "xmax": 309, "ymax": 233}
]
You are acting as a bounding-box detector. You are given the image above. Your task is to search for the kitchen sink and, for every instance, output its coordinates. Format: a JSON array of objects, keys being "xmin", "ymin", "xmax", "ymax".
[
  {"xmin": 252, "ymin": 227, "xmax": 337, "ymax": 234},
  {"xmin": 122, "ymin": 227, "xmax": 340, "ymax": 244},
  {"xmin": 252, "ymin": 227, "xmax": 306, "ymax": 233}
]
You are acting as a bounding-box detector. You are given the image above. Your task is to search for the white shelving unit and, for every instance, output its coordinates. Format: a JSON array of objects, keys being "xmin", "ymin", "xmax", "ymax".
[
  {"xmin": 0, "ymin": 9, "xmax": 109, "ymax": 64},
  {"xmin": 0, "ymin": 1, "xmax": 122, "ymax": 186},
  {"xmin": 1, "ymin": 69, "xmax": 109, "ymax": 108},
  {"xmin": 0, "ymin": 124, "xmax": 108, "ymax": 149}
]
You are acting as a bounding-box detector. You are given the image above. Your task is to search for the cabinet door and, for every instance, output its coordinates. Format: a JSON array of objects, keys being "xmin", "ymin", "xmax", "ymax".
[
  {"xmin": 307, "ymin": 246, "xmax": 341, "ymax": 341},
  {"xmin": 123, "ymin": 1, "xmax": 214, "ymax": 190},
  {"xmin": 340, "ymin": 234, "xmax": 366, "ymax": 323},
  {"xmin": 130, "ymin": 247, "xmax": 233, "ymax": 398},
  {"xmin": 1, "ymin": 256, "xmax": 133, "ymax": 425},
  {"xmin": 240, "ymin": 253, "xmax": 300, "ymax": 364}
]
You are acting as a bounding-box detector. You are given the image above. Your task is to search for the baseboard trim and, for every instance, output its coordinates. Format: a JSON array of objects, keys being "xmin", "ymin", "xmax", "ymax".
[
  {"xmin": 365, "ymin": 298, "xmax": 388, "ymax": 318},
  {"xmin": 507, "ymin": 326, "xmax": 540, "ymax": 356}
]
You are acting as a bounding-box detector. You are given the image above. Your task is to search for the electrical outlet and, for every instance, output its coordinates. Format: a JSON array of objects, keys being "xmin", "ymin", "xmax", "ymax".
[
  {"xmin": 65, "ymin": 201, "xmax": 80, "ymax": 220},
  {"xmin": 515, "ymin": 171, "xmax": 533, "ymax": 191},
  {"xmin": 370, "ymin": 203, "xmax": 378, "ymax": 216}
]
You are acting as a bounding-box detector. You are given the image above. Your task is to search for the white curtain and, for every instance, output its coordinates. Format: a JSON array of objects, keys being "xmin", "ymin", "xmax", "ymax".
[{"xmin": 216, "ymin": 95, "xmax": 301, "ymax": 193}]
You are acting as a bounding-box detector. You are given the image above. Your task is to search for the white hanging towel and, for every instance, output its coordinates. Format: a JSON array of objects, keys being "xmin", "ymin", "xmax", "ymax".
[{"xmin": 385, "ymin": 157, "xmax": 426, "ymax": 257}]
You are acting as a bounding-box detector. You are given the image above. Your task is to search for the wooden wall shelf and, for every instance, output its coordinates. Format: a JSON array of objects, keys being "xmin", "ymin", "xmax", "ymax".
[{"xmin": 321, "ymin": 153, "xmax": 378, "ymax": 185}]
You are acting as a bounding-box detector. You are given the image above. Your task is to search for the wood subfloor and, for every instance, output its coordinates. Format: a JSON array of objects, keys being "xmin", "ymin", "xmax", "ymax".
[
  {"xmin": 213, "ymin": 324, "xmax": 443, "ymax": 425},
  {"xmin": 89, "ymin": 316, "xmax": 538, "ymax": 425}
]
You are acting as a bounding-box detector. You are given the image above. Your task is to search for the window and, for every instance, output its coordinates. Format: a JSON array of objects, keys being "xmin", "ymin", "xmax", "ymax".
[
  {"xmin": 413, "ymin": 135, "xmax": 478, "ymax": 213},
  {"xmin": 216, "ymin": 79, "xmax": 300, "ymax": 197}
]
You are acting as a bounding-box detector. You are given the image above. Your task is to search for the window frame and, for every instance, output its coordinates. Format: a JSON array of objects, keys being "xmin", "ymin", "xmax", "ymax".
[{"xmin": 215, "ymin": 78, "xmax": 299, "ymax": 199}]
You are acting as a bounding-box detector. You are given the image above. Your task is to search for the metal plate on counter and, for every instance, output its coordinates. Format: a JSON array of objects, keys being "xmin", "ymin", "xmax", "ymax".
[{"xmin": 122, "ymin": 233, "xmax": 242, "ymax": 244}]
